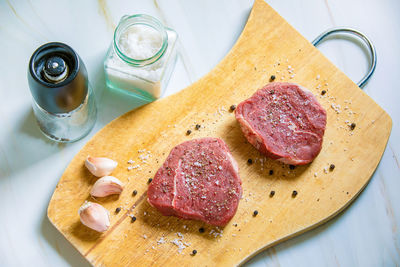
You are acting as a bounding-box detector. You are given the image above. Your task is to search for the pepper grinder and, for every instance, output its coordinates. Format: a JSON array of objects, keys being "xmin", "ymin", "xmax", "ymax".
[{"xmin": 28, "ymin": 42, "xmax": 96, "ymax": 142}]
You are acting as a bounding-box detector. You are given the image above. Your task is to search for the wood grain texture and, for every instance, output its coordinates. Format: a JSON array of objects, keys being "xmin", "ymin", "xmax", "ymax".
[{"xmin": 47, "ymin": 0, "xmax": 392, "ymax": 266}]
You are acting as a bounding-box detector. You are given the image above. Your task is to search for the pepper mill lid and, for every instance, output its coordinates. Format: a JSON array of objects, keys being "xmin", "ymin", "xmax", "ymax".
[{"xmin": 28, "ymin": 42, "xmax": 88, "ymax": 114}]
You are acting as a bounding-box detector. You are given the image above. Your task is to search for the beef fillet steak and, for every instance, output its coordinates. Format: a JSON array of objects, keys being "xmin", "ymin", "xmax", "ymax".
[
  {"xmin": 147, "ymin": 138, "xmax": 242, "ymax": 226},
  {"xmin": 235, "ymin": 82, "xmax": 327, "ymax": 165}
]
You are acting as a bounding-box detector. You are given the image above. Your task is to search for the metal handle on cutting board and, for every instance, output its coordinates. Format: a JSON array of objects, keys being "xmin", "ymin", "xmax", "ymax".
[{"xmin": 312, "ymin": 27, "xmax": 377, "ymax": 88}]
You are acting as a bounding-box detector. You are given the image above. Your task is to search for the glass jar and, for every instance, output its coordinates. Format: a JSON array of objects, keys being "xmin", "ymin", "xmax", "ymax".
[{"xmin": 104, "ymin": 14, "xmax": 178, "ymax": 101}]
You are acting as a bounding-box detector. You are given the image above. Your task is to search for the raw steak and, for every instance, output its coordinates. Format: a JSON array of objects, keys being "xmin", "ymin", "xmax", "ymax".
[
  {"xmin": 147, "ymin": 138, "xmax": 242, "ymax": 226},
  {"xmin": 235, "ymin": 82, "xmax": 327, "ymax": 165}
]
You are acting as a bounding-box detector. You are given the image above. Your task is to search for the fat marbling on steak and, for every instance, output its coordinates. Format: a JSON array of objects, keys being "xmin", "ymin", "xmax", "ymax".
[
  {"xmin": 147, "ymin": 137, "xmax": 242, "ymax": 226},
  {"xmin": 235, "ymin": 82, "xmax": 327, "ymax": 165}
]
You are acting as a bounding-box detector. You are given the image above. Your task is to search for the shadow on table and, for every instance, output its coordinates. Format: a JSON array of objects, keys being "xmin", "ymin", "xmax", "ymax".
[
  {"xmin": 0, "ymin": 107, "xmax": 66, "ymax": 180},
  {"xmin": 41, "ymin": 212, "xmax": 91, "ymax": 267}
]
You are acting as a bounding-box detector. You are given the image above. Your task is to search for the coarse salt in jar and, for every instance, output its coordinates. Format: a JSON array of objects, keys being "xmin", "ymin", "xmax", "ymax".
[{"xmin": 104, "ymin": 14, "xmax": 178, "ymax": 101}]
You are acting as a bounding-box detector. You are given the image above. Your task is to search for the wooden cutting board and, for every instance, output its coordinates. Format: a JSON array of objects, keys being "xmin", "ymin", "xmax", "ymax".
[{"xmin": 48, "ymin": 0, "xmax": 392, "ymax": 266}]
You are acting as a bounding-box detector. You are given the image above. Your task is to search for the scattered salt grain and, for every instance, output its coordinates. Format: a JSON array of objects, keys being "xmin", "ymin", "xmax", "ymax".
[{"xmin": 157, "ymin": 237, "xmax": 166, "ymax": 244}]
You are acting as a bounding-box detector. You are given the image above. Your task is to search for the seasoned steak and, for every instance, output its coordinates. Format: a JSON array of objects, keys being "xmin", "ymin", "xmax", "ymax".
[
  {"xmin": 235, "ymin": 82, "xmax": 327, "ymax": 165},
  {"xmin": 147, "ymin": 138, "xmax": 242, "ymax": 226}
]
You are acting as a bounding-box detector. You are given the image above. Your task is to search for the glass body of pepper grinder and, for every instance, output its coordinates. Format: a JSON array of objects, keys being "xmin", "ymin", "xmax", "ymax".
[{"xmin": 28, "ymin": 42, "xmax": 97, "ymax": 142}]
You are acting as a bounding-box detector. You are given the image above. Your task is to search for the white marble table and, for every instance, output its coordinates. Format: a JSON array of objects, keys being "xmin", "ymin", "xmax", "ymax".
[{"xmin": 0, "ymin": 0, "xmax": 399, "ymax": 266}]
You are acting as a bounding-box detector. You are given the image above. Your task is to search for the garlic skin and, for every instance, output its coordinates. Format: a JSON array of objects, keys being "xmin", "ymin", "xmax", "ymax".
[
  {"xmin": 85, "ymin": 156, "xmax": 118, "ymax": 177},
  {"xmin": 78, "ymin": 201, "xmax": 110, "ymax": 232},
  {"xmin": 90, "ymin": 176, "xmax": 124, "ymax": 197}
]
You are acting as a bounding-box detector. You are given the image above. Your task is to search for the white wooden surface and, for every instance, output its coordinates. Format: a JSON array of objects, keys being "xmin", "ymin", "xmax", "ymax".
[{"xmin": 0, "ymin": 0, "xmax": 399, "ymax": 266}]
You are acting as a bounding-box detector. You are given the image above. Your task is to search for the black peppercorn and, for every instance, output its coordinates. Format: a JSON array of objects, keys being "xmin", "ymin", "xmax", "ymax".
[
  {"xmin": 321, "ymin": 90, "xmax": 326, "ymax": 95},
  {"xmin": 148, "ymin": 178, "xmax": 153, "ymax": 183},
  {"xmin": 192, "ymin": 249, "xmax": 197, "ymax": 255},
  {"xmin": 253, "ymin": 210, "xmax": 258, "ymax": 216},
  {"xmin": 269, "ymin": 190, "xmax": 275, "ymax": 197},
  {"xmin": 199, "ymin": 227, "xmax": 205, "ymax": 233},
  {"xmin": 195, "ymin": 124, "xmax": 201, "ymax": 130},
  {"xmin": 269, "ymin": 170, "xmax": 274, "ymax": 175},
  {"xmin": 230, "ymin": 105, "xmax": 236, "ymax": 111},
  {"xmin": 132, "ymin": 190, "xmax": 137, "ymax": 196},
  {"xmin": 131, "ymin": 216, "xmax": 137, "ymax": 222},
  {"xmin": 270, "ymin": 75, "xmax": 276, "ymax": 81},
  {"xmin": 350, "ymin": 123, "xmax": 356, "ymax": 130},
  {"xmin": 329, "ymin": 164, "xmax": 335, "ymax": 171},
  {"xmin": 115, "ymin": 207, "xmax": 121, "ymax": 213},
  {"xmin": 247, "ymin": 158, "xmax": 253, "ymax": 164},
  {"xmin": 292, "ymin": 190, "xmax": 298, "ymax": 197},
  {"xmin": 289, "ymin": 165, "xmax": 296, "ymax": 170},
  {"xmin": 186, "ymin": 129, "xmax": 192, "ymax": 135}
]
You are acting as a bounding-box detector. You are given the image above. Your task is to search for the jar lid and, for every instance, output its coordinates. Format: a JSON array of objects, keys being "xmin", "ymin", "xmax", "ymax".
[{"xmin": 28, "ymin": 42, "xmax": 88, "ymax": 114}]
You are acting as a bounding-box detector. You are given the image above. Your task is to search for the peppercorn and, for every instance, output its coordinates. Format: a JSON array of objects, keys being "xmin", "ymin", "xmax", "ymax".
[
  {"xmin": 199, "ymin": 227, "xmax": 205, "ymax": 233},
  {"xmin": 321, "ymin": 90, "xmax": 326, "ymax": 95},
  {"xmin": 131, "ymin": 216, "xmax": 137, "ymax": 222},
  {"xmin": 269, "ymin": 190, "xmax": 275, "ymax": 197},
  {"xmin": 186, "ymin": 129, "xmax": 192, "ymax": 135},
  {"xmin": 192, "ymin": 249, "xmax": 197, "ymax": 255},
  {"xmin": 253, "ymin": 210, "xmax": 258, "ymax": 216},
  {"xmin": 115, "ymin": 207, "xmax": 121, "ymax": 213},
  {"xmin": 230, "ymin": 105, "xmax": 236, "ymax": 111},
  {"xmin": 247, "ymin": 158, "xmax": 253, "ymax": 164},
  {"xmin": 350, "ymin": 123, "xmax": 356, "ymax": 130},
  {"xmin": 329, "ymin": 164, "xmax": 335, "ymax": 171},
  {"xmin": 270, "ymin": 75, "xmax": 276, "ymax": 81},
  {"xmin": 195, "ymin": 124, "xmax": 201, "ymax": 130},
  {"xmin": 289, "ymin": 165, "xmax": 296, "ymax": 170},
  {"xmin": 269, "ymin": 170, "xmax": 274, "ymax": 175},
  {"xmin": 292, "ymin": 190, "xmax": 298, "ymax": 197},
  {"xmin": 132, "ymin": 190, "xmax": 138, "ymax": 196},
  {"xmin": 148, "ymin": 178, "xmax": 153, "ymax": 183}
]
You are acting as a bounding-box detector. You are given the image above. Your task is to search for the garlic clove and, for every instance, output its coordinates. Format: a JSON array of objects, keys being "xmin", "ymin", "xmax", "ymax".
[
  {"xmin": 85, "ymin": 156, "xmax": 118, "ymax": 177},
  {"xmin": 78, "ymin": 201, "xmax": 110, "ymax": 232},
  {"xmin": 90, "ymin": 176, "xmax": 124, "ymax": 197}
]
